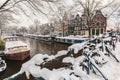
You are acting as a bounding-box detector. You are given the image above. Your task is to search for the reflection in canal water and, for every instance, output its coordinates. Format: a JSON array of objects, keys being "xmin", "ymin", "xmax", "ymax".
[
  {"xmin": 23, "ymin": 38, "xmax": 71, "ymax": 56},
  {"xmin": 0, "ymin": 37, "xmax": 71, "ymax": 80}
]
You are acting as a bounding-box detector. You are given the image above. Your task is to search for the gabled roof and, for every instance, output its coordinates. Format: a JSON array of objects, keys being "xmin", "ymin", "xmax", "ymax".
[{"xmin": 91, "ymin": 10, "xmax": 106, "ymax": 21}]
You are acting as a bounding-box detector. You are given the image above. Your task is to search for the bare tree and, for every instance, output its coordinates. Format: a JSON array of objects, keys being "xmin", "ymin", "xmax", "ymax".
[
  {"xmin": 28, "ymin": 25, "xmax": 36, "ymax": 34},
  {"xmin": 0, "ymin": 0, "xmax": 64, "ymax": 36},
  {"xmin": 0, "ymin": 0, "xmax": 62, "ymax": 26},
  {"xmin": 0, "ymin": 0, "xmax": 62, "ymax": 16},
  {"xmin": 115, "ymin": 22, "xmax": 120, "ymax": 31},
  {"xmin": 34, "ymin": 19, "xmax": 41, "ymax": 34},
  {"xmin": 72, "ymin": 0, "xmax": 119, "ymax": 36},
  {"xmin": 1, "ymin": 0, "xmax": 119, "ymax": 37}
]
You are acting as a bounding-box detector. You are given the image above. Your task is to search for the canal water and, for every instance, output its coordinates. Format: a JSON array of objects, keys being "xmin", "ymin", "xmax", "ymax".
[{"xmin": 0, "ymin": 37, "xmax": 71, "ymax": 80}]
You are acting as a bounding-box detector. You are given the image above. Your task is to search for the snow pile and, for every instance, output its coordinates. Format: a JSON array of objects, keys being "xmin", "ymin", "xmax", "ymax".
[
  {"xmin": 68, "ymin": 41, "xmax": 88, "ymax": 54},
  {"xmin": 5, "ymin": 41, "xmax": 30, "ymax": 54},
  {"xmin": 55, "ymin": 50, "xmax": 68, "ymax": 57},
  {"xmin": 5, "ymin": 41, "xmax": 27, "ymax": 49},
  {"xmin": 62, "ymin": 57, "xmax": 75, "ymax": 64}
]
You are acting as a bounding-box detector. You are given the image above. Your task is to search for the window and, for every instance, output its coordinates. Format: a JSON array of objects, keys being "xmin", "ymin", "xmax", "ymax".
[
  {"xmin": 76, "ymin": 27, "xmax": 77, "ymax": 30},
  {"xmin": 92, "ymin": 29, "xmax": 95, "ymax": 35},
  {"xmin": 92, "ymin": 23, "xmax": 95, "ymax": 26},
  {"xmin": 77, "ymin": 31, "xmax": 79, "ymax": 35},
  {"xmin": 96, "ymin": 23, "xmax": 99, "ymax": 26},
  {"xmin": 83, "ymin": 31, "xmax": 85, "ymax": 35},
  {"xmin": 79, "ymin": 32, "xmax": 81, "ymax": 35},
  {"xmin": 79, "ymin": 26, "xmax": 81, "ymax": 30},
  {"xmin": 101, "ymin": 28, "xmax": 103, "ymax": 34},
  {"xmin": 75, "ymin": 27, "xmax": 77, "ymax": 30},
  {"xmin": 101, "ymin": 22, "xmax": 104, "ymax": 26},
  {"xmin": 96, "ymin": 28, "xmax": 99, "ymax": 35},
  {"xmin": 97, "ymin": 17, "xmax": 99, "ymax": 20},
  {"xmin": 77, "ymin": 27, "xmax": 79, "ymax": 30}
]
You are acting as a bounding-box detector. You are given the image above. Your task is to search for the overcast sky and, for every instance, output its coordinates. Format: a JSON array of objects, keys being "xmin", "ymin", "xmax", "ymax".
[{"xmin": 0, "ymin": 0, "xmax": 120, "ymax": 28}]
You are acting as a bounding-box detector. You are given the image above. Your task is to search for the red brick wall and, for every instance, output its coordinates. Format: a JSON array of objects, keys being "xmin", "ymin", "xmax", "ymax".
[{"xmin": 90, "ymin": 11, "xmax": 107, "ymax": 31}]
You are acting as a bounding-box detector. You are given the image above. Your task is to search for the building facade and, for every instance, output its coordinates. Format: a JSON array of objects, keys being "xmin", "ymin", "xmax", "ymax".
[
  {"xmin": 68, "ymin": 14, "xmax": 89, "ymax": 36},
  {"xmin": 73, "ymin": 14, "xmax": 82, "ymax": 35},
  {"xmin": 68, "ymin": 14, "xmax": 74, "ymax": 35},
  {"xmin": 63, "ymin": 10, "xmax": 107, "ymax": 36},
  {"xmin": 63, "ymin": 12, "xmax": 69, "ymax": 36},
  {"xmin": 90, "ymin": 10, "xmax": 107, "ymax": 36}
]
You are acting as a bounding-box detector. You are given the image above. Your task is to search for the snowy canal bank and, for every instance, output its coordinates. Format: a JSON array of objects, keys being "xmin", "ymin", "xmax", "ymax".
[{"xmin": 4, "ymin": 35, "xmax": 120, "ymax": 80}]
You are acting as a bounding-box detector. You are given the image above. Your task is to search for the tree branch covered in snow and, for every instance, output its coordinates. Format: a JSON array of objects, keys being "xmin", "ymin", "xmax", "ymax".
[
  {"xmin": 0, "ymin": 0, "xmax": 11, "ymax": 10},
  {"xmin": 107, "ymin": 5, "xmax": 120, "ymax": 18},
  {"xmin": 0, "ymin": 0, "xmax": 62, "ymax": 16},
  {"xmin": 0, "ymin": 0, "xmax": 26, "ymax": 12}
]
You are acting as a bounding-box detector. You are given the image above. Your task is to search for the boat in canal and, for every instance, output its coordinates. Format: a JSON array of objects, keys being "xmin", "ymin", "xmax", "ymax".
[
  {"xmin": 0, "ymin": 57, "xmax": 7, "ymax": 73},
  {"xmin": 55, "ymin": 35, "xmax": 89, "ymax": 44},
  {"xmin": 3, "ymin": 36, "xmax": 30, "ymax": 60}
]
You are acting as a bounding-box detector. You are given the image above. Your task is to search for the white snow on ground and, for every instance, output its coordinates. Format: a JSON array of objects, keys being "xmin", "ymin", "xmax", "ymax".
[
  {"xmin": 63, "ymin": 57, "xmax": 75, "ymax": 64},
  {"xmin": 68, "ymin": 41, "xmax": 88, "ymax": 54},
  {"xmin": 4, "ymin": 35, "xmax": 120, "ymax": 80},
  {"xmin": 54, "ymin": 50, "xmax": 68, "ymax": 57},
  {"xmin": 103, "ymin": 37, "xmax": 111, "ymax": 41}
]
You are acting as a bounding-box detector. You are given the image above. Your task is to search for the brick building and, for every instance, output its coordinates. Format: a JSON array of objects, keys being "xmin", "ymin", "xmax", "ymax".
[
  {"xmin": 90, "ymin": 10, "xmax": 107, "ymax": 36},
  {"xmin": 63, "ymin": 10, "xmax": 107, "ymax": 36}
]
